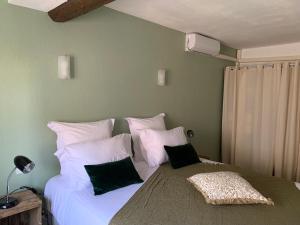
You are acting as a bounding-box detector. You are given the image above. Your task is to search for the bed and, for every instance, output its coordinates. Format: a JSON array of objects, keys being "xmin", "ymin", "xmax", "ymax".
[
  {"xmin": 45, "ymin": 158, "xmax": 216, "ymax": 225},
  {"xmin": 45, "ymin": 116, "xmax": 300, "ymax": 225},
  {"xmin": 45, "ymin": 158, "xmax": 300, "ymax": 225}
]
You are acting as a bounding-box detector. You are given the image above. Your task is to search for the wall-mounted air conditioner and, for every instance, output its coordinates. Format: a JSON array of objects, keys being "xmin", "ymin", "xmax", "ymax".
[
  {"xmin": 185, "ymin": 33, "xmax": 237, "ymax": 62},
  {"xmin": 185, "ymin": 33, "xmax": 220, "ymax": 56}
]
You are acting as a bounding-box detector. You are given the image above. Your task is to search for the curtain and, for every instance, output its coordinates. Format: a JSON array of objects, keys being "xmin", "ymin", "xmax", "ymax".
[{"xmin": 222, "ymin": 62, "xmax": 300, "ymax": 181}]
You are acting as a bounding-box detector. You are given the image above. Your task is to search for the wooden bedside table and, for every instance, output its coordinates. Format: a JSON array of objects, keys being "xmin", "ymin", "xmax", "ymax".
[{"xmin": 0, "ymin": 190, "xmax": 42, "ymax": 225}]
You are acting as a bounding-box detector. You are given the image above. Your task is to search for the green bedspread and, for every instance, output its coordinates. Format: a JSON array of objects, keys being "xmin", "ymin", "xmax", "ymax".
[{"xmin": 109, "ymin": 163, "xmax": 300, "ymax": 225}]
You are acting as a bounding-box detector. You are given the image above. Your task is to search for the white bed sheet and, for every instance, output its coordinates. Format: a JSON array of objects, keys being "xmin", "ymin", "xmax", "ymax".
[
  {"xmin": 45, "ymin": 160, "xmax": 157, "ymax": 225},
  {"xmin": 45, "ymin": 159, "xmax": 300, "ymax": 225},
  {"xmin": 45, "ymin": 175, "xmax": 143, "ymax": 225}
]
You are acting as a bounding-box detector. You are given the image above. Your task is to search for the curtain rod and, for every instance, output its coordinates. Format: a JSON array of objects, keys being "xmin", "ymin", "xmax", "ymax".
[
  {"xmin": 228, "ymin": 61, "xmax": 297, "ymax": 69},
  {"xmin": 239, "ymin": 62, "xmax": 297, "ymax": 66},
  {"xmin": 238, "ymin": 55, "xmax": 300, "ymax": 63}
]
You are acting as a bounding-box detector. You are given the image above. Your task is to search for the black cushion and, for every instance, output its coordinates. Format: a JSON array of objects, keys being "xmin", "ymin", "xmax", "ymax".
[
  {"xmin": 84, "ymin": 157, "xmax": 143, "ymax": 195},
  {"xmin": 164, "ymin": 144, "xmax": 201, "ymax": 169}
]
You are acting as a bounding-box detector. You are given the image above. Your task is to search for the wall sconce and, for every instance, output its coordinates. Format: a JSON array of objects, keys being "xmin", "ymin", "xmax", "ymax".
[
  {"xmin": 157, "ymin": 69, "xmax": 166, "ymax": 86},
  {"xmin": 186, "ymin": 130, "xmax": 194, "ymax": 144},
  {"xmin": 58, "ymin": 55, "xmax": 71, "ymax": 80}
]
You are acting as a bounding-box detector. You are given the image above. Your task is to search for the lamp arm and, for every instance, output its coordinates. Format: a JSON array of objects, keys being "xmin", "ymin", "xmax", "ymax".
[{"xmin": 6, "ymin": 167, "xmax": 16, "ymax": 202}]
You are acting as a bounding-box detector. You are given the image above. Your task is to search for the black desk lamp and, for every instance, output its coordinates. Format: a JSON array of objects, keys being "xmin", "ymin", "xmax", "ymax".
[{"xmin": 0, "ymin": 156, "xmax": 35, "ymax": 209}]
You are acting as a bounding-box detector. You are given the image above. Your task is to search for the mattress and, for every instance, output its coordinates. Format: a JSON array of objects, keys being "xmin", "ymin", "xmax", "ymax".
[{"xmin": 45, "ymin": 159, "xmax": 300, "ymax": 225}]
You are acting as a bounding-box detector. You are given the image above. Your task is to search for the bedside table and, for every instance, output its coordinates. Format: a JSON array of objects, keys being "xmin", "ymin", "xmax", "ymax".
[{"xmin": 0, "ymin": 190, "xmax": 42, "ymax": 225}]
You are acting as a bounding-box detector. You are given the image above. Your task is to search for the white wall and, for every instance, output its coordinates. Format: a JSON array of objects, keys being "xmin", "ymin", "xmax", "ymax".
[{"xmin": 240, "ymin": 42, "xmax": 300, "ymax": 59}]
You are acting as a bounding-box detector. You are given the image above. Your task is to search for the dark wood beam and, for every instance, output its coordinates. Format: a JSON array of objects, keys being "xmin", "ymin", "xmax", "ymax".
[{"xmin": 48, "ymin": 0, "xmax": 115, "ymax": 22}]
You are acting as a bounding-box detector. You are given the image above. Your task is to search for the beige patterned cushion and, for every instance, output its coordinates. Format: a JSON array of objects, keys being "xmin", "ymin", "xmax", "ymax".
[{"xmin": 188, "ymin": 171, "xmax": 274, "ymax": 205}]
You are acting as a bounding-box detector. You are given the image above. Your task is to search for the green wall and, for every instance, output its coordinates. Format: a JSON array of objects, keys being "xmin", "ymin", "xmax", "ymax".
[{"xmin": 0, "ymin": 3, "xmax": 235, "ymax": 194}]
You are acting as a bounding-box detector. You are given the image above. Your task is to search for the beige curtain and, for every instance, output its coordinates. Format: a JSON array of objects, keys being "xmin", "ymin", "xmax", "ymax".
[{"xmin": 222, "ymin": 62, "xmax": 300, "ymax": 181}]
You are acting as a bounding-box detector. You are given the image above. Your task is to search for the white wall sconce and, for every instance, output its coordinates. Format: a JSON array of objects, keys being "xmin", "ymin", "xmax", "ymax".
[
  {"xmin": 58, "ymin": 55, "xmax": 71, "ymax": 80},
  {"xmin": 157, "ymin": 69, "xmax": 166, "ymax": 86}
]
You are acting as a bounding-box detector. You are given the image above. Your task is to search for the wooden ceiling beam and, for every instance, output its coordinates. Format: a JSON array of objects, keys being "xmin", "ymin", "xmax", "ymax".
[{"xmin": 48, "ymin": 0, "xmax": 115, "ymax": 22}]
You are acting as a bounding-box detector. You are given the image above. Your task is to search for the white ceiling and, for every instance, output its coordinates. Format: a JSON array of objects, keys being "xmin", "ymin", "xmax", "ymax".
[
  {"xmin": 107, "ymin": 0, "xmax": 300, "ymax": 49},
  {"xmin": 8, "ymin": 0, "xmax": 66, "ymax": 12}
]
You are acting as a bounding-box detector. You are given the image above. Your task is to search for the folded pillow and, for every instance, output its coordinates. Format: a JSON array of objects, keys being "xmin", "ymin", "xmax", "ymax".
[
  {"xmin": 188, "ymin": 171, "xmax": 274, "ymax": 205},
  {"xmin": 164, "ymin": 144, "xmax": 201, "ymax": 169},
  {"xmin": 139, "ymin": 127, "xmax": 187, "ymax": 167},
  {"xmin": 60, "ymin": 134, "xmax": 131, "ymax": 190},
  {"xmin": 85, "ymin": 157, "xmax": 143, "ymax": 195},
  {"xmin": 126, "ymin": 113, "xmax": 166, "ymax": 162},
  {"xmin": 48, "ymin": 119, "xmax": 115, "ymax": 158}
]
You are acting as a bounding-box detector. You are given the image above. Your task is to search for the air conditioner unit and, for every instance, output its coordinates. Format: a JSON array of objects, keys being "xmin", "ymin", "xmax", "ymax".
[{"xmin": 185, "ymin": 33, "xmax": 220, "ymax": 56}]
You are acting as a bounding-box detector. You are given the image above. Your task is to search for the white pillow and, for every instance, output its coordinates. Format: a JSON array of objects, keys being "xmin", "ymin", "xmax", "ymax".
[
  {"xmin": 48, "ymin": 119, "xmax": 115, "ymax": 157},
  {"xmin": 139, "ymin": 127, "xmax": 187, "ymax": 167},
  {"xmin": 60, "ymin": 134, "xmax": 131, "ymax": 190},
  {"xmin": 126, "ymin": 113, "xmax": 166, "ymax": 161}
]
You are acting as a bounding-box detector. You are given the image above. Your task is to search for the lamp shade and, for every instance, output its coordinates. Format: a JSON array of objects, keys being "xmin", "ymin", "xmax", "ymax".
[{"xmin": 14, "ymin": 156, "xmax": 35, "ymax": 174}]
